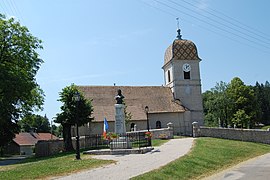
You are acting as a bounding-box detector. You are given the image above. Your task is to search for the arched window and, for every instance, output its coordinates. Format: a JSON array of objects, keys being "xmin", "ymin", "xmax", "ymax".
[
  {"xmin": 156, "ymin": 121, "xmax": 161, "ymax": 129},
  {"xmin": 130, "ymin": 123, "xmax": 135, "ymax": 131}
]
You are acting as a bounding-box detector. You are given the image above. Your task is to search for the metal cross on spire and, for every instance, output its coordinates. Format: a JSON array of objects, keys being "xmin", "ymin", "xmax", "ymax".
[{"xmin": 176, "ymin": 17, "xmax": 182, "ymax": 40}]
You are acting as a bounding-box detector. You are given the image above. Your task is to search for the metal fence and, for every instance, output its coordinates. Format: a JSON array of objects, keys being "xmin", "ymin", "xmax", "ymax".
[{"xmin": 84, "ymin": 132, "xmax": 151, "ymax": 150}]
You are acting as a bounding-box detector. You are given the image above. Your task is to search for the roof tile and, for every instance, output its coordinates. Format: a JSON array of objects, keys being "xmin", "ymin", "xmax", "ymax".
[{"xmin": 79, "ymin": 86, "xmax": 185, "ymax": 122}]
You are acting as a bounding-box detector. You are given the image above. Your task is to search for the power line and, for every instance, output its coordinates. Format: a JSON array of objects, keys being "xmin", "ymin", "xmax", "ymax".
[
  {"xmin": 178, "ymin": 0, "xmax": 270, "ymax": 45},
  {"xmin": 2, "ymin": 0, "xmax": 16, "ymax": 16},
  {"xmin": 0, "ymin": 1, "xmax": 9, "ymax": 15},
  {"xmin": 0, "ymin": 0, "xmax": 24, "ymax": 24},
  {"xmin": 138, "ymin": 0, "xmax": 270, "ymax": 54},
  {"xmin": 10, "ymin": 0, "xmax": 25, "ymax": 23},
  {"xmin": 167, "ymin": 0, "xmax": 270, "ymax": 48},
  {"xmin": 139, "ymin": 0, "xmax": 176, "ymax": 18},
  {"xmin": 153, "ymin": 0, "xmax": 270, "ymax": 52},
  {"xmin": 192, "ymin": 0, "xmax": 270, "ymax": 42}
]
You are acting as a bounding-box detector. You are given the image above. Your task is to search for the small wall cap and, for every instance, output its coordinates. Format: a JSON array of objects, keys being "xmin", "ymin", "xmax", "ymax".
[{"xmin": 167, "ymin": 122, "xmax": 173, "ymax": 126}]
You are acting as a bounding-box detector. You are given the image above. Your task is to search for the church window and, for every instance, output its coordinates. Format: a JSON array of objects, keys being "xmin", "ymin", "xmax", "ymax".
[
  {"xmin": 156, "ymin": 121, "xmax": 161, "ymax": 129},
  {"xmin": 130, "ymin": 123, "xmax": 135, "ymax": 131},
  {"xmin": 168, "ymin": 70, "xmax": 171, "ymax": 83},
  {"xmin": 184, "ymin": 71, "xmax": 190, "ymax": 79}
]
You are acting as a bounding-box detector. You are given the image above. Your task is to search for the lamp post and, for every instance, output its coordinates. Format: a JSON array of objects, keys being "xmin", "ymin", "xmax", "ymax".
[
  {"xmin": 74, "ymin": 91, "xmax": 81, "ymax": 160},
  {"xmin": 145, "ymin": 106, "xmax": 151, "ymax": 146},
  {"xmin": 145, "ymin": 106, "xmax": 150, "ymax": 132}
]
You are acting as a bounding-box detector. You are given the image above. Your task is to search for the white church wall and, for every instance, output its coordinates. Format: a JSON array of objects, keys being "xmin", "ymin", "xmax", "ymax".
[{"xmin": 149, "ymin": 112, "xmax": 191, "ymax": 135}]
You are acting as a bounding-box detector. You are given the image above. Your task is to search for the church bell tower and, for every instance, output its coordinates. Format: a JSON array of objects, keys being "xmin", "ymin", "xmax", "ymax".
[{"xmin": 162, "ymin": 27, "xmax": 204, "ymax": 125}]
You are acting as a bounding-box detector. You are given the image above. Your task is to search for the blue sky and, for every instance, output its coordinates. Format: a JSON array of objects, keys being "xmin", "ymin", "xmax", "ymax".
[{"xmin": 1, "ymin": 0, "xmax": 270, "ymax": 122}]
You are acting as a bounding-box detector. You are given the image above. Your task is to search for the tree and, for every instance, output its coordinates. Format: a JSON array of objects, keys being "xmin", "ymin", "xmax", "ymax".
[
  {"xmin": 52, "ymin": 124, "xmax": 63, "ymax": 138},
  {"xmin": 231, "ymin": 109, "xmax": 250, "ymax": 128},
  {"xmin": 203, "ymin": 81, "xmax": 229, "ymax": 127},
  {"xmin": 226, "ymin": 77, "xmax": 256, "ymax": 128},
  {"xmin": 253, "ymin": 82, "xmax": 264, "ymax": 124},
  {"xmin": 123, "ymin": 100, "xmax": 132, "ymax": 126},
  {"xmin": 263, "ymin": 81, "xmax": 270, "ymax": 124},
  {"xmin": 0, "ymin": 14, "xmax": 44, "ymax": 154},
  {"xmin": 18, "ymin": 114, "xmax": 50, "ymax": 133},
  {"xmin": 253, "ymin": 81, "xmax": 270, "ymax": 125},
  {"xmin": 55, "ymin": 84, "xmax": 93, "ymax": 151}
]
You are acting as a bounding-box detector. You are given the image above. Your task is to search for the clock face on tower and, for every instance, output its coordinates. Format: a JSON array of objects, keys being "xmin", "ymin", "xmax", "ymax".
[{"xmin": 182, "ymin": 63, "xmax": 191, "ymax": 72}]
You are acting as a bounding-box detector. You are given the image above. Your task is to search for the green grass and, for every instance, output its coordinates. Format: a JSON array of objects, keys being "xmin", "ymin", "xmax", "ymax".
[
  {"xmin": 133, "ymin": 138, "xmax": 270, "ymax": 180},
  {"xmin": 0, "ymin": 152, "xmax": 114, "ymax": 179},
  {"xmin": 151, "ymin": 139, "xmax": 170, "ymax": 147},
  {"xmin": 262, "ymin": 125, "xmax": 270, "ymax": 130}
]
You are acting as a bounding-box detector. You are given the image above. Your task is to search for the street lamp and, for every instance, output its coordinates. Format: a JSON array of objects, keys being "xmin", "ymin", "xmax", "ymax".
[
  {"xmin": 144, "ymin": 106, "xmax": 151, "ymax": 146},
  {"xmin": 145, "ymin": 106, "xmax": 149, "ymax": 132},
  {"xmin": 74, "ymin": 91, "xmax": 81, "ymax": 160}
]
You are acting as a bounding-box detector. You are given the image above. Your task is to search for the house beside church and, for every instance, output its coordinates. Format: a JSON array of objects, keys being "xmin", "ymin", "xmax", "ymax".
[
  {"xmin": 5, "ymin": 132, "xmax": 58, "ymax": 155},
  {"xmin": 77, "ymin": 28, "xmax": 203, "ymax": 136}
]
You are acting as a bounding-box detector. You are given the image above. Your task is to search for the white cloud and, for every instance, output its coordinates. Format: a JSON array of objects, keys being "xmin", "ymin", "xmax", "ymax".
[{"xmin": 195, "ymin": 0, "xmax": 210, "ymax": 11}]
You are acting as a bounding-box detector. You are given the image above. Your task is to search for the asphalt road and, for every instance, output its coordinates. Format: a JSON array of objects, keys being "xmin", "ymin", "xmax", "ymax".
[
  {"xmin": 0, "ymin": 156, "xmax": 26, "ymax": 166},
  {"xmin": 205, "ymin": 153, "xmax": 270, "ymax": 180}
]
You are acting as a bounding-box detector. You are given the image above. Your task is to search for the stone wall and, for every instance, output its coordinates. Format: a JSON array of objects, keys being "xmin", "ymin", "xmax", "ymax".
[
  {"xmin": 194, "ymin": 126, "xmax": 270, "ymax": 144},
  {"xmin": 129, "ymin": 126, "xmax": 174, "ymax": 139},
  {"xmin": 35, "ymin": 139, "xmax": 64, "ymax": 157}
]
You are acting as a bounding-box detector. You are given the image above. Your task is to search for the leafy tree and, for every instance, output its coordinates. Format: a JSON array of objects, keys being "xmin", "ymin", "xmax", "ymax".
[
  {"xmin": 231, "ymin": 109, "xmax": 251, "ymax": 128},
  {"xmin": 203, "ymin": 81, "xmax": 229, "ymax": 127},
  {"xmin": 55, "ymin": 84, "xmax": 93, "ymax": 151},
  {"xmin": 123, "ymin": 100, "xmax": 132, "ymax": 126},
  {"xmin": 264, "ymin": 81, "xmax": 270, "ymax": 124},
  {"xmin": 18, "ymin": 114, "xmax": 50, "ymax": 133},
  {"xmin": 253, "ymin": 81, "xmax": 270, "ymax": 125},
  {"xmin": 52, "ymin": 124, "xmax": 63, "ymax": 138},
  {"xmin": 0, "ymin": 14, "xmax": 44, "ymax": 155},
  {"xmin": 226, "ymin": 77, "xmax": 256, "ymax": 128},
  {"xmin": 203, "ymin": 78, "xmax": 259, "ymax": 129}
]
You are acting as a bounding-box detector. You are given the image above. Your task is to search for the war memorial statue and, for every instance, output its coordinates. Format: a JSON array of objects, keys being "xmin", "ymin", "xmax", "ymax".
[
  {"xmin": 115, "ymin": 89, "xmax": 124, "ymax": 104},
  {"xmin": 111, "ymin": 89, "xmax": 131, "ymax": 149}
]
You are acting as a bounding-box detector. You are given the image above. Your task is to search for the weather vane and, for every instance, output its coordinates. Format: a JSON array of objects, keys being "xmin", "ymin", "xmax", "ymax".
[
  {"xmin": 176, "ymin": 17, "xmax": 179, "ymax": 29},
  {"xmin": 176, "ymin": 17, "xmax": 182, "ymax": 40}
]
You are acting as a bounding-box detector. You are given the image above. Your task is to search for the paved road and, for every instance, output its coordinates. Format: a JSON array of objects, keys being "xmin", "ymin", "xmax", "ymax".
[
  {"xmin": 54, "ymin": 138, "xmax": 194, "ymax": 180},
  {"xmin": 0, "ymin": 156, "xmax": 26, "ymax": 166},
  {"xmin": 204, "ymin": 153, "xmax": 270, "ymax": 180}
]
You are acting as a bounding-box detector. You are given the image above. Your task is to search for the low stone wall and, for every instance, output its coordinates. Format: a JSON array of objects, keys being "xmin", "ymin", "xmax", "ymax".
[
  {"xmin": 129, "ymin": 127, "xmax": 174, "ymax": 139},
  {"xmin": 35, "ymin": 139, "xmax": 64, "ymax": 157},
  {"xmin": 194, "ymin": 126, "xmax": 270, "ymax": 144}
]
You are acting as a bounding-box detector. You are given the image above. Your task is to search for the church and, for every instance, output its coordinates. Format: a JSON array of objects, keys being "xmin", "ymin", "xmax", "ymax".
[{"xmin": 77, "ymin": 28, "xmax": 203, "ymax": 136}]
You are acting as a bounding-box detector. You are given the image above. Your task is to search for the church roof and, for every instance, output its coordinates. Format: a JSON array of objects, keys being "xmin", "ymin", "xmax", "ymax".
[
  {"xmin": 164, "ymin": 39, "xmax": 201, "ymax": 65},
  {"xmin": 78, "ymin": 86, "xmax": 186, "ymax": 122}
]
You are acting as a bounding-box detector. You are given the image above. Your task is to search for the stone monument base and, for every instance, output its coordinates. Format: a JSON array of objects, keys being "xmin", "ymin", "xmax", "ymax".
[{"xmin": 109, "ymin": 137, "xmax": 132, "ymax": 149}]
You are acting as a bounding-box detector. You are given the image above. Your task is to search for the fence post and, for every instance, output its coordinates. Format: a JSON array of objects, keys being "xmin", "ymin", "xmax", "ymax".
[{"xmin": 192, "ymin": 121, "xmax": 199, "ymax": 138}]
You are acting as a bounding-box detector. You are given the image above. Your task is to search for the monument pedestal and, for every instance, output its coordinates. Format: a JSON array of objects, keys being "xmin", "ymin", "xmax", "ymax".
[
  {"xmin": 110, "ymin": 104, "xmax": 131, "ymax": 149},
  {"xmin": 114, "ymin": 104, "xmax": 126, "ymax": 134},
  {"xmin": 110, "ymin": 136, "xmax": 132, "ymax": 149}
]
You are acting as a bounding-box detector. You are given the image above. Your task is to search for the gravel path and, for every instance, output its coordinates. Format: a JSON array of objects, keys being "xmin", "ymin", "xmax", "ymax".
[{"xmin": 54, "ymin": 138, "xmax": 194, "ymax": 180}]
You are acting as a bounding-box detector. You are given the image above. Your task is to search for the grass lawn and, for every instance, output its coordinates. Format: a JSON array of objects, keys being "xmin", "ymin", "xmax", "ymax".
[
  {"xmin": 133, "ymin": 138, "xmax": 270, "ymax": 180},
  {"xmin": 152, "ymin": 139, "xmax": 170, "ymax": 147},
  {"xmin": 262, "ymin": 125, "xmax": 270, "ymax": 130},
  {"xmin": 0, "ymin": 152, "xmax": 114, "ymax": 179},
  {"xmin": 0, "ymin": 138, "xmax": 170, "ymax": 179}
]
